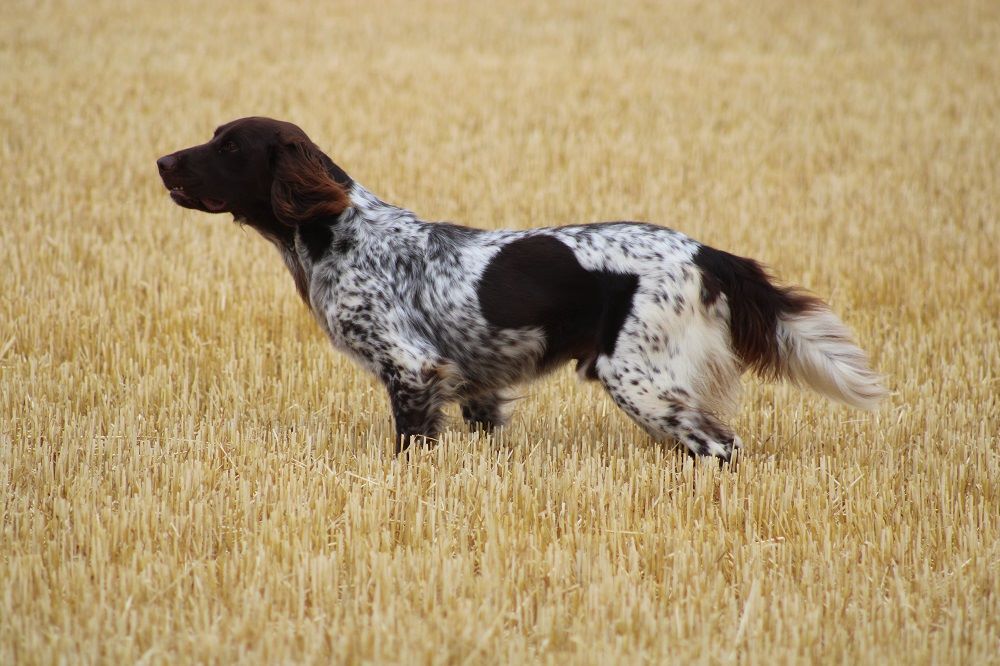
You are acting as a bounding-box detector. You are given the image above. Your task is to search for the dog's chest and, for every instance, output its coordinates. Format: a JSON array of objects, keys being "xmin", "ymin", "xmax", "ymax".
[{"xmin": 306, "ymin": 258, "xmax": 392, "ymax": 364}]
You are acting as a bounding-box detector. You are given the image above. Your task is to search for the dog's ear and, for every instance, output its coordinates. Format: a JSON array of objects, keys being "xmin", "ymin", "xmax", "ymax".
[{"xmin": 270, "ymin": 137, "xmax": 350, "ymax": 226}]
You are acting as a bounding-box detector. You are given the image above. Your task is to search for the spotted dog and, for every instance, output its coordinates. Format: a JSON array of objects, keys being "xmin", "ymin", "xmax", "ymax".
[{"xmin": 157, "ymin": 117, "xmax": 886, "ymax": 461}]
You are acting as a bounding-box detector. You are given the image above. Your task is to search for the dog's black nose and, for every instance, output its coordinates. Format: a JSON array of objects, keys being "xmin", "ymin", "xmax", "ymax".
[{"xmin": 157, "ymin": 155, "xmax": 177, "ymax": 172}]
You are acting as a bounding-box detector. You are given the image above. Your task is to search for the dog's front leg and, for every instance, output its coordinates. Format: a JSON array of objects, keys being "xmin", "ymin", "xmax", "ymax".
[
  {"xmin": 460, "ymin": 392, "xmax": 509, "ymax": 433},
  {"xmin": 381, "ymin": 363, "xmax": 453, "ymax": 454}
]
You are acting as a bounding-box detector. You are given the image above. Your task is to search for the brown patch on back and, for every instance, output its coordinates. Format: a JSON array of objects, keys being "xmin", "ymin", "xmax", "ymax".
[{"xmin": 477, "ymin": 235, "xmax": 639, "ymax": 371}]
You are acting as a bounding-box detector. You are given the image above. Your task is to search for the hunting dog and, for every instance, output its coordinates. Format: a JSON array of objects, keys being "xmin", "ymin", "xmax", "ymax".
[{"xmin": 157, "ymin": 117, "xmax": 885, "ymax": 461}]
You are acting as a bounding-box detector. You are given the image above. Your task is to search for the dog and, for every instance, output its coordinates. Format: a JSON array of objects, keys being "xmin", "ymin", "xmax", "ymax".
[{"xmin": 157, "ymin": 117, "xmax": 886, "ymax": 461}]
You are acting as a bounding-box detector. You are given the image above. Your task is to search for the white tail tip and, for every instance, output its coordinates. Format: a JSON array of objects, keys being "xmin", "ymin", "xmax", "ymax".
[{"xmin": 778, "ymin": 308, "xmax": 887, "ymax": 410}]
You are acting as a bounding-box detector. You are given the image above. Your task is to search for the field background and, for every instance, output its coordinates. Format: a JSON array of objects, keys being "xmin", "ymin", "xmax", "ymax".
[{"xmin": 2, "ymin": 0, "xmax": 998, "ymax": 663}]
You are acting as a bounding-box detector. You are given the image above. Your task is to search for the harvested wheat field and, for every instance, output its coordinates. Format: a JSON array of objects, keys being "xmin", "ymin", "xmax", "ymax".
[{"xmin": 2, "ymin": 0, "xmax": 999, "ymax": 663}]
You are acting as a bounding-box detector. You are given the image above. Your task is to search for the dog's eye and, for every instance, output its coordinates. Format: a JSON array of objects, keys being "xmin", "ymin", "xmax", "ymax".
[{"xmin": 220, "ymin": 141, "xmax": 238, "ymax": 153}]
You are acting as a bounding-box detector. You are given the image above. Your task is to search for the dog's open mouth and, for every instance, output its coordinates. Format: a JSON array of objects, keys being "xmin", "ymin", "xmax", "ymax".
[{"xmin": 169, "ymin": 185, "xmax": 226, "ymax": 213}]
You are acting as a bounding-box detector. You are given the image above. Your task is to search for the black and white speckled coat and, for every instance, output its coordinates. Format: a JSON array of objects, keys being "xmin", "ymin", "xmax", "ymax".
[{"xmin": 158, "ymin": 117, "xmax": 886, "ymax": 461}]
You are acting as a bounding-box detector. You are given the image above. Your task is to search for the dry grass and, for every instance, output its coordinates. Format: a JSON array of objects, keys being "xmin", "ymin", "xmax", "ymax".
[{"xmin": 2, "ymin": 0, "xmax": 999, "ymax": 663}]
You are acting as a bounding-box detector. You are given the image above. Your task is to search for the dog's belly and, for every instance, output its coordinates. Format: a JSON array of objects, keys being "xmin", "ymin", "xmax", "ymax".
[{"xmin": 439, "ymin": 325, "xmax": 549, "ymax": 392}]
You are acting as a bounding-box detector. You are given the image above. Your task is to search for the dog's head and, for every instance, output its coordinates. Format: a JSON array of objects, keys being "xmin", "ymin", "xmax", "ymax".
[{"xmin": 156, "ymin": 117, "xmax": 351, "ymax": 227}]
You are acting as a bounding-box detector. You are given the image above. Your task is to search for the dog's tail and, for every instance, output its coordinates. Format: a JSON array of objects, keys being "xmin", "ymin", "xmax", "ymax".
[{"xmin": 693, "ymin": 245, "xmax": 886, "ymax": 410}]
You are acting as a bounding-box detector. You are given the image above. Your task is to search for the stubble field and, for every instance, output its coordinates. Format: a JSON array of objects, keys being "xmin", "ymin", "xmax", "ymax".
[{"xmin": 2, "ymin": 0, "xmax": 998, "ymax": 663}]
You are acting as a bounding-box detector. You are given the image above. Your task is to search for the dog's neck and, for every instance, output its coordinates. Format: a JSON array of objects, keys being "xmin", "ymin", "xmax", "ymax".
[
  {"xmin": 341, "ymin": 182, "xmax": 421, "ymax": 230},
  {"xmin": 237, "ymin": 181, "xmax": 423, "ymax": 308},
  {"xmin": 234, "ymin": 211, "xmax": 313, "ymax": 304}
]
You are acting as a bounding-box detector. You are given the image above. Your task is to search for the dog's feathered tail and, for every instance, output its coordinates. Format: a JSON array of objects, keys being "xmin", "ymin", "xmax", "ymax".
[{"xmin": 693, "ymin": 245, "xmax": 887, "ymax": 410}]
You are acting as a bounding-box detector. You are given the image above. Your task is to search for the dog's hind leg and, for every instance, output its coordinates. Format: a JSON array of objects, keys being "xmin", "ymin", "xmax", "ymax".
[
  {"xmin": 599, "ymin": 369, "xmax": 741, "ymax": 462},
  {"xmin": 594, "ymin": 314, "xmax": 744, "ymax": 462}
]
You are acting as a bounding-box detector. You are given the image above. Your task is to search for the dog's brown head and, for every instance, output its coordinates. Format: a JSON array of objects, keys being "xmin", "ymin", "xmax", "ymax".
[{"xmin": 156, "ymin": 117, "xmax": 352, "ymax": 229}]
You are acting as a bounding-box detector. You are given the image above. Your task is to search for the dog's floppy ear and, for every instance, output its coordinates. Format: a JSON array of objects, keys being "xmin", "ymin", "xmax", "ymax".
[{"xmin": 270, "ymin": 136, "xmax": 350, "ymax": 226}]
